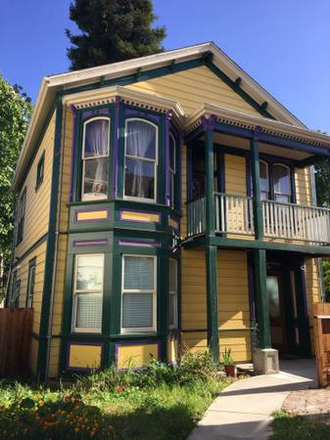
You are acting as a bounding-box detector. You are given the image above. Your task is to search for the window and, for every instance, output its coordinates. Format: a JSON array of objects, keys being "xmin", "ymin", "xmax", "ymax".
[
  {"xmin": 260, "ymin": 161, "xmax": 269, "ymax": 200},
  {"xmin": 35, "ymin": 152, "xmax": 45, "ymax": 190},
  {"xmin": 273, "ymin": 164, "xmax": 291, "ymax": 203},
  {"xmin": 121, "ymin": 255, "xmax": 156, "ymax": 333},
  {"xmin": 16, "ymin": 188, "xmax": 27, "ymax": 245},
  {"xmin": 72, "ymin": 254, "xmax": 104, "ymax": 332},
  {"xmin": 169, "ymin": 133, "xmax": 177, "ymax": 208},
  {"xmin": 124, "ymin": 119, "xmax": 158, "ymax": 202},
  {"xmin": 26, "ymin": 259, "xmax": 36, "ymax": 308},
  {"xmin": 169, "ymin": 259, "xmax": 178, "ymax": 329},
  {"xmin": 82, "ymin": 118, "xmax": 110, "ymax": 201},
  {"xmin": 9, "ymin": 270, "xmax": 20, "ymax": 308}
]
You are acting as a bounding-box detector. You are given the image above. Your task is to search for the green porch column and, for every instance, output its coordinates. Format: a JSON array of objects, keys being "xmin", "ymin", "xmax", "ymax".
[
  {"xmin": 250, "ymin": 131, "xmax": 264, "ymax": 239},
  {"xmin": 203, "ymin": 116, "xmax": 219, "ymax": 362},
  {"xmin": 253, "ymin": 249, "xmax": 271, "ymax": 349}
]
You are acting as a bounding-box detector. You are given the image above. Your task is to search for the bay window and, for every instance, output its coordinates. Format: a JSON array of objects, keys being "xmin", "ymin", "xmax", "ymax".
[
  {"xmin": 82, "ymin": 118, "xmax": 110, "ymax": 201},
  {"xmin": 273, "ymin": 164, "xmax": 291, "ymax": 203},
  {"xmin": 72, "ymin": 254, "xmax": 104, "ymax": 332},
  {"xmin": 169, "ymin": 259, "xmax": 178, "ymax": 329},
  {"xmin": 124, "ymin": 119, "xmax": 158, "ymax": 202},
  {"xmin": 121, "ymin": 255, "xmax": 156, "ymax": 333}
]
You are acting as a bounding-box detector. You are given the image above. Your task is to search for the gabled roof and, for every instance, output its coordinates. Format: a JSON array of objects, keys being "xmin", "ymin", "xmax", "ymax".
[{"xmin": 12, "ymin": 42, "xmax": 312, "ymax": 190}]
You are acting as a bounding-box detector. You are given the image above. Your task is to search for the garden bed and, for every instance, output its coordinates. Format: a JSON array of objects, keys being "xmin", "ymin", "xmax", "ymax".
[{"xmin": 0, "ymin": 351, "xmax": 229, "ymax": 440}]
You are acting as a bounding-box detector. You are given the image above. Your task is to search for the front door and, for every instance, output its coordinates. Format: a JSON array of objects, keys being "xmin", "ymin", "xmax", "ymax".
[{"xmin": 267, "ymin": 270, "xmax": 287, "ymax": 353}]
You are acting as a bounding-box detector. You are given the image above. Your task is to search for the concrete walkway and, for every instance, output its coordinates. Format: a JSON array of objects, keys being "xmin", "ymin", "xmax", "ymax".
[{"xmin": 188, "ymin": 359, "xmax": 317, "ymax": 440}]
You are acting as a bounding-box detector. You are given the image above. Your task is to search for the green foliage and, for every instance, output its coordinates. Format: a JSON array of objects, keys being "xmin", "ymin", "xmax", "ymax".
[
  {"xmin": 66, "ymin": 0, "xmax": 166, "ymax": 71},
  {"xmin": 222, "ymin": 348, "xmax": 234, "ymax": 366},
  {"xmin": 0, "ymin": 77, "xmax": 32, "ymax": 293},
  {"xmin": 315, "ymin": 159, "xmax": 330, "ymax": 208},
  {"xmin": 271, "ymin": 410, "xmax": 330, "ymax": 440},
  {"xmin": 0, "ymin": 351, "xmax": 228, "ymax": 440}
]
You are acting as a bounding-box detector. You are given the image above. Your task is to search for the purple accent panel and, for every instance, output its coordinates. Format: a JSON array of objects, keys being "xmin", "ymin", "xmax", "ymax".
[
  {"xmin": 118, "ymin": 239, "xmax": 161, "ymax": 248},
  {"xmin": 113, "ymin": 97, "xmax": 121, "ymax": 199},
  {"xmin": 119, "ymin": 208, "xmax": 162, "ymax": 224},
  {"xmin": 124, "ymin": 108, "xmax": 161, "ymax": 125},
  {"xmin": 165, "ymin": 111, "xmax": 171, "ymax": 206},
  {"xmin": 66, "ymin": 341, "xmax": 103, "ymax": 372},
  {"xmin": 73, "ymin": 239, "xmax": 109, "ymax": 247},
  {"xmin": 74, "ymin": 208, "xmax": 110, "ymax": 223},
  {"xmin": 114, "ymin": 340, "xmax": 162, "ymax": 369},
  {"xmin": 82, "ymin": 108, "xmax": 110, "ymax": 119},
  {"xmin": 201, "ymin": 114, "xmax": 216, "ymax": 131},
  {"xmin": 69, "ymin": 106, "xmax": 77, "ymax": 202}
]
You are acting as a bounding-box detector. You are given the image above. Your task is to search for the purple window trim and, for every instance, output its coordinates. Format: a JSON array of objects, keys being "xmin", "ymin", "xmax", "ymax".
[
  {"xmin": 114, "ymin": 340, "xmax": 162, "ymax": 369},
  {"xmin": 69, "ymin": 106, "xmax": 77, "ymax": 203},
  {"xmin": 119, "ymin": 208, "xmax": 162, "ymax": 224},
  {"xmin": 118, "ymin": 239, "xmax": 161, "ymax": 248},
  {"xmin": 165, "ymin": 111, "xmax": 171, "ymax": 206},
  {"xmin": 178, "ymin": 130, "xmax": 183, "ymax": 215},
  {"xmin": 82, "ymin": 108, "xmax": 110, "ymax": 119},
  {"xmin": 113, "ymin": 97, "xmax": 121, "ymax": 199},
  {"xmin": 124, "ymin": 108, "xmax": 161, "ymax": 125},
  {"xmin": 74, "ymin": 208, "xmax": 110, "ymax": 224},
  {"xmin": 73, "ymin": 239, "xmax": 109, "ymax": 247},
  {"xmin": 66, "ymin": 341, "xmax": 104, "ymax": 372},
  {"xmin": 201, "ymin": 114, "xmax": 216, "ymax": 132}
]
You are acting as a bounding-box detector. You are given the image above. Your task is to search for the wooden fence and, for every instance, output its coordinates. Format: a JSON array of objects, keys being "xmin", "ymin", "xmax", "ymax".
[{"xmin": 0, "ymin": 308, "xmax": 33, "ymax": 377}]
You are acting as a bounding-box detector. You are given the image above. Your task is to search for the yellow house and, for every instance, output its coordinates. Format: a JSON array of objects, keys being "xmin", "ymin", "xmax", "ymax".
[{"xmin": 7, "ymin": 42, "xmax": 330, "ymax": 378}]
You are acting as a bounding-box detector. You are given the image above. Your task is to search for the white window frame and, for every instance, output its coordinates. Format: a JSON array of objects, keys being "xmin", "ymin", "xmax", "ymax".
[
  {"xmin": 72, "ymin": 253, "xmax": 104, "ymax": 333},
  {"xmin": 26, "ymin": 264, "xmax": 36, "ymax": 308},
  {"xmin": 273, "ymin": 163, "xmax": 291, "ymax": 202},
  {"xmin": 169, "ymin": 132, "xmax": 176, "ymax": 209},
  {"xmin": 81, "ymin": 117, "xmax": 110, "ymax": 202},
  {"xmin": 123, "ymin": 118, "xmax": 158, "ymax": 203},
  {"xmin": 121, "ymin": 254, "xmax": 157, "ymax": 334},
  {"xmin": 260, "ymin": 160, "xmax": 269, "ymax": 200},
  {"xmin": 169, "ymin": 258, "xmax": 178, "ymax": 329}
]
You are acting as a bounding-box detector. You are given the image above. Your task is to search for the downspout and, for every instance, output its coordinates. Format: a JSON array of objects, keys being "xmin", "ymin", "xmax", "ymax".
[
  {"xmin": 310, "ymin": 165, "xmax": 326, "ymax": 302},
  {"xmin": 44, "ymin": 101, "xmax": 67, "ymax": 380}
]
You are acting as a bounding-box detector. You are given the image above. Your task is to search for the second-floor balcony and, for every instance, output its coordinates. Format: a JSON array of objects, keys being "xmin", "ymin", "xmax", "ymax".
[{"xmin": 187, "ymin": 193, "xmax": 330, "ymax": 245}]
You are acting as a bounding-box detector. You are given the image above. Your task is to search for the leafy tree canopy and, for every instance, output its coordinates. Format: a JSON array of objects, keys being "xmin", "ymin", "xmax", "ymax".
[
  {"xmin": 0, "ymin": 76, "xmax": 32, "ymax": 288},
  {"xmin": 66, "ymin": 0, "xmax": 166, "ymax": 71}
]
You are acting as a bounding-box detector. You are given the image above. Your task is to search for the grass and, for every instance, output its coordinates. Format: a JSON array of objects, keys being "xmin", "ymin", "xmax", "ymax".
[
  {"xmin": 271, "ymin": 410, "xmax": 330, "ymax": 440},
  {"xmin": 0, "ymin": 351, "xmax": 229, "ymax": 440}
]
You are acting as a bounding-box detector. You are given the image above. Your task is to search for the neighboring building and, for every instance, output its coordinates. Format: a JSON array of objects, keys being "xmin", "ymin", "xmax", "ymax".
[{"xmin": 7, "ymin": 42, "xmax": 330, "ymax": 379}]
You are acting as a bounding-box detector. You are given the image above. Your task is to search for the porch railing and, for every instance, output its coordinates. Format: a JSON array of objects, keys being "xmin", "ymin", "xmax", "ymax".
[
  {"xmin": 214, "ymin": 193, "xmax": 254, "ymax": 235},
  {"xmin": 187, "ymin": 193, "xmax": 330, "ymax": 244}
]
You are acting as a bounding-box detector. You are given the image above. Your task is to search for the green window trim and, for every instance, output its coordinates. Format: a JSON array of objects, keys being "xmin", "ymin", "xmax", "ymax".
[
  {"xmin": 26, "ymin": 258, "xmax": 36, "ymax": 308},
  {"xmin": 35, "ymin": 151, "xmax": 45, "ymax": 191}
]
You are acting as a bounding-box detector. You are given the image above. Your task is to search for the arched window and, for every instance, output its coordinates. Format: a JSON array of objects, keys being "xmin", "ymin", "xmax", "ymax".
[
  {"xmin": 124, "ymin": 119, "xmax": 158, "ymax": 202},
  {"xmin": 169, "ymin": 132, "xmax": 176, "ymax": 208},
  {"xmin": 273, "ymin": 164, "xmax": 291, "ymax": 203},
  {"xmin": 260, "ymin": 160, "xmax": 269, "ymax": 200},
  {"xmin": 82, "ymin": 118, "xmax": 110, "ymax": 201}
]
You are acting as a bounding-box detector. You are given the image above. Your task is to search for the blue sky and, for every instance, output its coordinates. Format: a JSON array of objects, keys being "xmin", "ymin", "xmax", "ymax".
[{"xmin": 2, "ymin": 0, "xmax": 330, "ymax": 131}]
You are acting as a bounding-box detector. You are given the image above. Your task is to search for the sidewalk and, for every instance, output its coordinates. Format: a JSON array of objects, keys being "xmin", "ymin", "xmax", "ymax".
[{"xmin": 188, "ymin": 359, "xmax": 317, "ymax": 440}]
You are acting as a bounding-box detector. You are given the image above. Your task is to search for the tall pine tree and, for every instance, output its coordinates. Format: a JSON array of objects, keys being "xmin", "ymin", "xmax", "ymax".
[{"xmin": 66, "ymin": 0, "xmax": 166, "ymax": 70}]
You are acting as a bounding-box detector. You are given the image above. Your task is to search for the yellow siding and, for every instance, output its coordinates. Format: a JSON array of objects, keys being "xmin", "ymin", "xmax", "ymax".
[
  {"xmin": 17, "ymin": 240, "xmax": 47, "ymax": 335},
  {"xmin": 68, "ymin": 344, "xmax": 102, "ymax": 369},
  {"xmin": 127, "ymin": 66, "xmax": 260, "ymax": 116},
  {"xmin": 295, "ymin": 167, "xmax": 312, "ymax": 206},
  {"xmin": 15, "ymin": 113, "xmax": 56, "ymax": 257},
  {"xmin": 117, "ymin": 344, "xmax": 159, "ymax": 369},
  {"xmin": 30, "ymin": 338, "xmax": 39, "ymax": 374},
  {"xmin": 225, "ymin": 154, "xmax": 247, "ymax": 195}
]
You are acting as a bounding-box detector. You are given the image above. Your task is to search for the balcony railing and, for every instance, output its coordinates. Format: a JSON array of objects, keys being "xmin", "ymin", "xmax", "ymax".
[{"xmin": 187, "ymin": 193, "xmax": 330, "ymax": 245}]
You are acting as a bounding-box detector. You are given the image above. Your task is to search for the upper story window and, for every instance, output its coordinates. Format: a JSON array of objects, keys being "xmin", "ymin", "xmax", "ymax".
[
  {"xmin": 82, "ymin": 118, "xmax": 110, "ymax": 201},
  {"xmin": 124, "ymin": 119, "xmax": 158, "ymax": 202},
  {"xmin": 16, "ymin": 188, "xmax": 27, "ymax": 245},
  {"xmin": 26, "ymin": 259, "xmax": 36, "ymax": 308},
  {"xmin": 273, "ymin": 164, "xmax": 291, "ymax": 203},
  {"xmin": 260, "ymin": 160, "xmax": 269, "ymax": 200},
  {"xmin": 169, "ymin": 133, "xmax": 177, "ymax": 209},
  {"xmin": 35, "ymin": 152, "xmax": 45, "ymax": 190}
]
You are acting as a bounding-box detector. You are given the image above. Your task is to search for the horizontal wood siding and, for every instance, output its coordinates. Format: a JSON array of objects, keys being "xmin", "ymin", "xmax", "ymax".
[
  {"xmin": 17, "ymin": 241, "xmax": 47, "ymax": 335},
  {"xmin": 295, "ymin": 167, "xmax": 312, "ymax": 206},
  {"xmin": 15, "ymin": 113, "xmax": 56, "ymax": 257},
  {"xmin": 127, "ymin": 66, "xmax": 260, "ymax": 116},
  {"xmin": 225, "ymin": 154, "xmax": 247, "ymax": 195}
]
